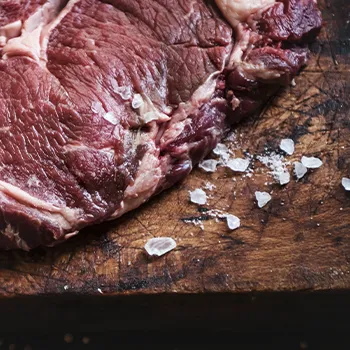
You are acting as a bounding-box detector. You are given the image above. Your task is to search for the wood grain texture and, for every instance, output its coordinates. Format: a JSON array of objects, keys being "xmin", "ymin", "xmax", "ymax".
[{"xmin": 0, "ymin": 0, "xmax": 349, "ymax": 297}]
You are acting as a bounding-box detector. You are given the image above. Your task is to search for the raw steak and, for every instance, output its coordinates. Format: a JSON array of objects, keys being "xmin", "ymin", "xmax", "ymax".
[{"xmin": 0, "ymin": 0, "xmax": 322, "ymax": 250}]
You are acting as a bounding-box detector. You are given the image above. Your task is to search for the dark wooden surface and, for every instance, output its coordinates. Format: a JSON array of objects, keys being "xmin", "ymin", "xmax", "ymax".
[{"xmin": 0, "ymin": 0, "xmax": 349, "ymax": 298}]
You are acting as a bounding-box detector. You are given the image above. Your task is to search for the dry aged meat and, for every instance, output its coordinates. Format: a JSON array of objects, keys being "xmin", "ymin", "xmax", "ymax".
[{"xmin": 0, "ymin": 0, "xmax": 322, "ymax": 249}]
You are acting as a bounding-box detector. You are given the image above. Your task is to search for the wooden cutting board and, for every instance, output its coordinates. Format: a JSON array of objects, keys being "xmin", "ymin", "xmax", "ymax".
[{"xmin": 0, "ymin": 0, "xmax": 349, "ymax": 298}]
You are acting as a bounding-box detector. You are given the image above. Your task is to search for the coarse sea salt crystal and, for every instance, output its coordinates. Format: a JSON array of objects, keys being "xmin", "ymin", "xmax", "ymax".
[
  {"xmin": 91, "ymin": 101, "xmax": 102, "ymax": 113},
  {"xmin": 144, "ymin": 237, "xmax": 177, "ymax": 257},
  {"xmin": 213, "ymin": 143, "xmax": 230, "ymax": 162},
  {"xmin": 226, "ymin": 214, "xmax": 240, "ymax": 231},
  {"xmin": 301, "ymin": 156, "xmax": 323, "ymax": 169},
  {"xmin": 255, "ymin": 191, "xmax": 272, "ymax": 208},
  {"xmin": 226, "ymin": 158, "xmax": 250, "ymax": 172},
  {"xmin": 342, "ymin": 177, "xmax": 350, "ymax": 191},
  {"xmin": 213, "ymin": 143, "xmax": 229, "ymax": 155},
  {"xmin": 280, "ymin": 139, "xmax": 295, "ymax": 155},
  {"xmin": 189, "ymin": 188, "xmax": 207, "ymax": 205},
  {"xmin": 294, "ymin": 162, "xmax": 307, "ymax": 179},
  {"xmin": 132, "ymin": 94, "xmax": 144, "ymax": 109},
  {"xmin": 199, "ymin": 159, "xmax": 218, "ymax": 173},
  {"xmin": 113, "ymin": 85, "xmax": 132, "ymax": 100},
  {"xmin": 278, "ymin": 171, "xmax": 290, "ymax": 185},
  {"xmin": 103, "ymin": 112, "xmax": 118, "ymax": 125}
]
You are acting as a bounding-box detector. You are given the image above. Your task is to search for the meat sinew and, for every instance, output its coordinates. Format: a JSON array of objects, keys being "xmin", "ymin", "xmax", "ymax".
[{"xmin": 0, "ymin": 0, "xmax": 322, "ymax": 250}]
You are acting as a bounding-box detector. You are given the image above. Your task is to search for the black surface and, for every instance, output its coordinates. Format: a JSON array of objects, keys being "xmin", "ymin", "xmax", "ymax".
[{"xmin": 0, "ymin": 292, "xmax": 349, "ymax": 349}]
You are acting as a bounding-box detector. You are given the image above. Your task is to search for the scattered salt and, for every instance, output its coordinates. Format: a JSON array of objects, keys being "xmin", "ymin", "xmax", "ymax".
[
  {"xmin": 199, "ymin": 159, "xmax": 218, "ymax": 173},
  {"xmin": 294, "ymin": 162, "xmax": 308, "ymax": 179},
  {"xmin": 226, "ymin": 158, "xmax": 250, "ymax": 172},
  {"xmin": 301, "ymin": 156, "xmax": 323, "ymax": 169},
  {"xmin": 131, "ymin": 94, "xmax": 144, "ymax": 109},
  {"xmin": 183, "ymin": 219, "xmax": 205, "ymax": 230},
  {"xmin": 257, "ymin": 152, "xmax": 290, "ymax": 184},
  {"xmin": 113, "ymin": 85, "xmax": 132, "ymax": 100},
  {"xmin": 255, "ymin": 191, "xmax": 272, "ymax": 208},
  {"xmin": 91, "ymin": 101, "xmax": 102, "ymax": 113},
  {"xmin": 204, "ymin": 182, "xmax": 216, "ymax": 191},
  {"xmin": 226, "ymin": 214, "xmax": 240, "ymax": 231},
  {"xmin": 278, "ymin": 171, "xmax": 290, "ymax": 185},
  {"xmin": 103, "ymin": 112, "xmax": 118, "ymax": 125},
  {"xmin": 144, "ymin": 237, "xmax": 177, "ymax": 257},
  {"xmin": 213, "ymin": 143, "xmax": 230, "ymax": 162},
  {"xmin": 279, "ymin": 139, "xmax": 295, "ymax": 155},
  {"xmin": 213, "ymin": 143, "xmax": 229, "ymax": 156},
  {"xmin": 189, "ymin": 189, "xmax": 207, "ymax": 205},
  {"xmin": 342, "ymin": 177, "xmax": 350, "ymax": 191}
]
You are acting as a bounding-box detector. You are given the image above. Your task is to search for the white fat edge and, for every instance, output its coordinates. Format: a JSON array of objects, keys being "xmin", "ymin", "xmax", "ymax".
[
  {"xmin": 0, "ymin": 180, "xmax": 82, "ymax": 225},
  {"xmin": 40, "ymin": 0, "xmax": 81, "ymax": 63},
  {"xmin": 215, "ymin": 0, "xmax": 276, "ymax": 28},
  {"xmin": 0, "ymin": 20, "xmax": 22, "ymax": 47},
  {"xmin": 160, "ymin": 46, "xmax": 231, "ymax": 147},
  {"xmin": 111, "ymin": 141, "xmax": 163, "ymax": 219},
  {"xmin": 136, "ymin": 93, "xmax": 170, "ymax": 125},
  {"xmin": 2, "ymin": 0, "xmax": 67, "ymax": 62},
  {"xmin": 240, "ymin": 61, "xmax": 282, "ymax": 80},
  {"xmin": 2, "ymin": 224, "xmax": 30, "ymax": 251}
]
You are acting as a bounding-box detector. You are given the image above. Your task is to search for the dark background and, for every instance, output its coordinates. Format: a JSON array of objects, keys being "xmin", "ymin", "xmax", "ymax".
[{"xmin": 0, "ymin": 292, "xmax": 349, "ymax": 349}]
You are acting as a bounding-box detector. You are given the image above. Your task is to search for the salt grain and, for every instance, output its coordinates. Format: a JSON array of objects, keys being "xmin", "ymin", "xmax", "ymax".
[
  {"xmin": 294, "ymin": 162, "xmax": 307, "ymax": 179},
  {"xmin": 131, "ymin": 94, "xmax": 144, "ymax": 109},
  {"xmin": 226, "ymin": 214, "xmax": 240, "ymax": 230},
  {"xmin": 189, "ymin": 189, "xmax": 207, "ymax": 205},
  {"xmin": 257, "ymin": 152, "xmax": 290, "ymax": 184},
  {"xmin": 213, "ymin": 143, "xmax": 230, "ymax": 161},
  {"xmin": 280, "ymin": 139, "xmax": 295, "ymax": 155},
  {"xmin": 342, "ymin": 177, "xmax": 350, "ymax": 191},
  {"xmin": 278, "ymin": 171, "xmax": 290, "ymax": 185},
  {"xmin": 301, "ymin": 156, "xmax": 323, "ymax": 169},
  {"xmin": 113, "ymin": 85, "xmax": 132, "ymax": 100},
  {"xmin": 255, "ymin": 191, "xmax": 272, "ymax": 208},
  {"xmin": 91, "ymin": 101, "xmax": 102, "ymax": 113},
  {"xmin": 204, "ymin": 182, "xmax": 216, "ymax": 191},
  {"xmin": 226, "ymin": 158, "xmax": 250, "ymax": 172},
  {"xmin": 199, "ymin": 159, "xmax": 218, "ymax": 173},
  {"xmin": 144, "ymin": 237, "xmax": 177, "ymax": 257},
  {"xmin": 103, "ymin": 111, "xmax": 118, "ymax": 125}
]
